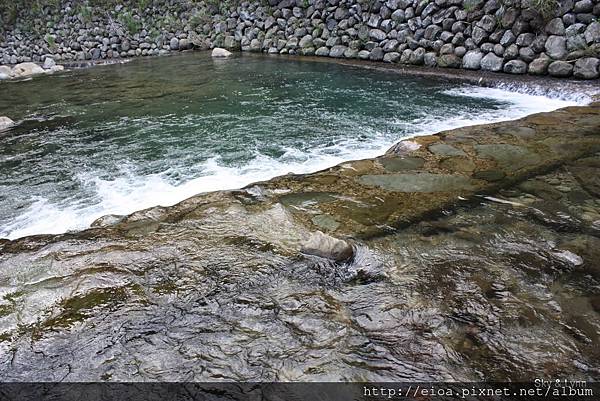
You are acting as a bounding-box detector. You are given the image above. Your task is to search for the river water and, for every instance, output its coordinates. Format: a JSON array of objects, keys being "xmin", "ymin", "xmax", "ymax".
[
  {"xmin": 0, "ymin": 53, "xmax": 599, "ymax": 383},
  {"xmin": 0, "ymin": 53, "xmax": 583, "ymax": 240}
]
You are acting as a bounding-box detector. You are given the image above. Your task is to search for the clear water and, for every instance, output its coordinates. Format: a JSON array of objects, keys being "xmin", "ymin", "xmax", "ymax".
[{"xmin": 0, "ymin": 53, "xmax": 582, "ymax": 239}]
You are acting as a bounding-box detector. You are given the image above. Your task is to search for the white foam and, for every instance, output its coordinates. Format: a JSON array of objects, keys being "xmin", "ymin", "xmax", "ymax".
[{"xmin": 1, "ymin": 85, "xmax": 587, "ymax": 240}]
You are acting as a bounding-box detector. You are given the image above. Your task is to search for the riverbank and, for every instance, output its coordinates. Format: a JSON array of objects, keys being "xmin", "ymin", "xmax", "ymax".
[{"xmin": 1, "ymin": 0, "xmax": 599, "ymax": 80}]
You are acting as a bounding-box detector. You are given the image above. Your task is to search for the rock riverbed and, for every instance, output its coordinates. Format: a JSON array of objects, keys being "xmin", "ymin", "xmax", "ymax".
[{"xmin": 0, "ymin": 93, "xmax": 599, "ymax": 381}]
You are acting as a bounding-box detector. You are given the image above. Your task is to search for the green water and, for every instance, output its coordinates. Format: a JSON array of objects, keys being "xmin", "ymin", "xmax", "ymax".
[{"xmin": 0, "ymin": 52, "xmax": 577, "ymax": 239}]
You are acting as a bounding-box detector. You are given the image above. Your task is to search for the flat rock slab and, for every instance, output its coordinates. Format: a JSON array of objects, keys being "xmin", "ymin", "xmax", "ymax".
[
  {"xmin": 474, "ymin": 144, "xmax": 543, "ymax": 171},
  {"xmin": 428, "ymin": 143, "xmax": 467, "ymax": 157},
  {"xmin": 359, "ymin": 173, "xmax": 477, "ymax": 192},
  {"xmin": 311, "ymin": 214, "xmax": 341, "ymax": 231},
  {"xmin": 378, "ymin": 156, "xmax": 425, "ymax": 171}
]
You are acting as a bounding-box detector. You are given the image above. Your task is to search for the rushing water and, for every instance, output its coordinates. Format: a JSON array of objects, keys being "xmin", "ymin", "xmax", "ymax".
[
  {"xmin": 0, "ymin": 53, "xmax": 583, "ymax": 240},
  {"xmin": 0, "ymin": 53, "xmax": 599, "ymax": 384}
]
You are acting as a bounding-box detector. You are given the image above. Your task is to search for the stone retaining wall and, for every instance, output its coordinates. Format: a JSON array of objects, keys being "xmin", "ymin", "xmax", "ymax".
[{"xmin": 1, "ymin": 0, "xmax": 599, "ymax": 79}]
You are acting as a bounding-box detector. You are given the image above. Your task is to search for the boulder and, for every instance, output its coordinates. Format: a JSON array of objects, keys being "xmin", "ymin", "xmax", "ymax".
[
  {"xmin": 503, "ymin": 59, "xmax": 527, "ymax": 74},
  {"xmin": 480, "ymin": 53, "xmax": 503, "ymax": 71},
  {"xmin": 400, "ymin": 49, "xmax": 413, "ymax": 63},
  {"xmin": 211, "ymin": 48, "xmax": 232, "ymax": 58},
  {"xmin": 493, "ymin": 44, "xmax": 504, "ymax": 57},
  {"xmin": 334, "ymin": 7, "xmax": 348, "ymax": 20},
  {"xmin": 437, "ymin": 54, "xmax": 461, "ymax": 68},
  {"xmin": 439, "ymin": 43, "xmax": 454, "ymax": 55},
  {"xmin": 455, "ymin": 46, "xmax": 467, "ymax": 57},
  {"xmin": 545, "ymin": 35, "xmax": 568, "ymax": 59},
  {"xmin": 383, "ymin": 40, "xmax": 399, "ymax": 52},
  {"xmin": 11, "ymin": 62, "xmax": 45, "ymax": 78},
  {"xmin": 574, "ymin": 0, "xmax": 593, "ymax": 13},
  {"xmin": 573, "ymin": 57, "xmax": 600, "ymax": 79},
  {"xmin": 0, "ymin": 65, "xmax": 11, "ymax": 80},
  {"xmin": 358, "ymin": 50, "xmax": 371, "ymax": 60},
  {"xmin": 367, "ymin": 14, "xmax": 382, "ymax": 28},
  {"xmin": 548, "ymin": 60, "xmax": 574, "ymax": 77},
  {"xmin": 169, "ymin": 37, "xmax": 179, "ymax": 50},
  {"xmin": 424, "ymin": 52, "xmax": 437, "ymax": 66},
  {"xmin": 369, "ymin": 29, "xmax": 387, "ymax": 41},
  {"xmin": 504, "ymin": 44, "xmax": 519, "ymax": 60},
  {"xmin": 408, "ymin": 47, "xmax": 425, "ymax": 64},
  {"xmin": 516, "ymin": 33, "xmax": 535, "ymax": 47},
  {"xmin": 301, "ymin": 47, "xmax": 316, "ymax": 56},
  {"xmin": 301, "ymin": 231, "xmax": 354, "ymax": 262},
  {"xmin": 518, "ymin": 46, "xmax": 537, "ymax": 62},
  {"xmin": 383, "ymin": 52, "xmax": 401, "ymax": 62},
  {"xmin": 585, "ymin": 22, "xmax": 600, "ymax": 44},
  {"xmin": 315, "ymin": 46, "xmax": 330, "ymax": 56},
  {"xmin": 179, "ymin": 39, "xmax": 192, "ymax": 50},
  {"xmin": 370, "ymin": 47, "xmax": 385, "ymax": 61},
  {"xmin": 344, "ymin": 48, "xmax": 359, "ymax": 59},
  {"xmin": 91, "ymin": 214, "xmax": 125, "ymax": 228},
  {"xmin": 249, "ymin": 39, "xmax": 262, "ymax": 52},
  {"xmin": 0, "ymin": 116, "xmax": 14, "ymax": 130},
  {"xmin": 462, "ymin": 50, "xmax": 483, "ymax": 69},
  {"xmin": 567, "ymin": 34, "xmax": 587, "ymax": 51},
  {"xmin": 299, "ymin": 35, "xmax": 313, "ymax": 48},
  {"xmin": 42, "ymin": 57, "xmax": 56, "ymax": 69},
  {"xmin": 528, "ymin": 55, "xmax": 551, "ymax": 75},
  {"xmin": 471, "ymin": 26, "xmax": 489, "ymax": 45},
  {"xmin": 545, "ymin": 18, "xmax": 565, "ymax": 36},
  {"xmin": 477, "ymin": 15, "xmax": 496, "ymax": 32},
  {"xmin": 391, "ymin": 9, "xmax": 405, "ymax": 22},
  {"xmin": 532, "ymin": 34, "xmax": 548, "ymax": 53},
  {"xmin": 224, "ymin": 36, "xmax": 237, "ymax": 49},
  {"xmin": 500, "ymin": 30, "xmax": 516, "ymax": 46},
  {"xmin": 329, "ymin": 45, "xmax": 347, "ymax": 58}
]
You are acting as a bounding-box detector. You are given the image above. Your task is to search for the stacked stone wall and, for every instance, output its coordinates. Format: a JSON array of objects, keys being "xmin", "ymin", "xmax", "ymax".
[{"xmin": 1, "ymin": 0, "xmax": 599, "ymax": 79}]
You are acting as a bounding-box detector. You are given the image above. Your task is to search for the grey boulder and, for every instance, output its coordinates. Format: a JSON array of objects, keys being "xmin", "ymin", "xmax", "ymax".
[
  {"xmin": 548, "ymin": 60, "xmax": 573, "ymax": 77},
  {"xmin": 573, "ymin": 57, "xmax": 600, "ymax": 79},
  {"xmin": 462, "ymin": 50, "xmax": 483, "ymax": 69},
  {"xmin": 503, "ymin": 59, "xmax": 528, "ymax": 74},
  {"xmin": 545, "ymin": 35, "xmax": 567, "ymax": 59},
  {"xmin": 0, "ymin": 116, "xmax": 15, "ymax": 130},
  {"xmin": 480, "ymin": 53, "xmax": 504, "ymax": 72}
]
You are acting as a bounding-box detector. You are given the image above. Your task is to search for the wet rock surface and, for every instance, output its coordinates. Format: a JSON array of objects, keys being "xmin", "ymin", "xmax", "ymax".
[
  {"xmin": 0, "ymin": 116, "xmax": 14, "ymax": 131},
  {"xmin": 211, "ymin": 48, "xmax": 232, "ymax": 58},
  {"xmin": 0, "ymin": 61, "xmax": 65, "ymax": 81},
  {"xmin": 1, "ymin": 101, "xmax": 600, "ymax": 381}
]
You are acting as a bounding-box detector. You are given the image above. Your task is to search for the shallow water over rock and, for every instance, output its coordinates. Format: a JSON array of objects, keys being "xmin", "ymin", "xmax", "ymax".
[
  {"xmin": 1, "ymin": 111, "xmax": 600, "ymax": 381},
  {"xmin": 1, "ymin": 159, "xmax": 599, "ymax": 381}
]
